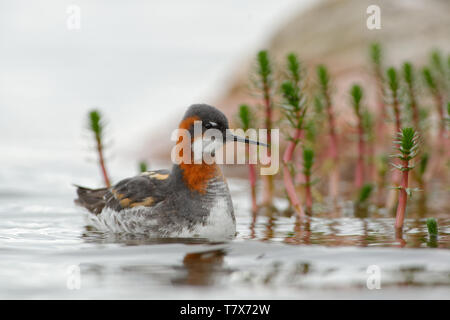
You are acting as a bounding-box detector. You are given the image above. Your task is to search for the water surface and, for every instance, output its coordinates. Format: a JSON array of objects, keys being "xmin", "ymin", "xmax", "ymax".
[{"xmin": 1, "ymin": 175, "xmax": 449, "ymax": 299}]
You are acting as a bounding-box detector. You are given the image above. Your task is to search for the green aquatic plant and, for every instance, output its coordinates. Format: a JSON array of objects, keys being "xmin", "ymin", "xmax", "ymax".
[
  {"xmin": 374, "ymin": 153, "xmax": 389, "ymax": 205},
  {"xmin": 317, "ymin": 64, "xmax": 339, "ymax": 200},
  {"xmin": 350, "ymin": 84, "xmax": 363, "ymax": 115},
  {"xmin": 286, "ymin": 53, "xmax": 301, "ymax": 85},
  {"xmin": 385, "ymin": 67, "xmax": 404, "ymax": 207},
  {"xmin": 422, "ymin": 65, "xmax": 448, "ymax": 180},
  {"xmin": 370, "ymin": 42, "xmax": 382, "ymax": 69},
  {"xmin": 350, "ymin": 84, "xmax": 365, "ymax": 188},
  {"xmin": 357, "ymin": 183, "xmax": 373, "ymax": 204},
  {"xmin": 369, "ymin": 42, "xmax": 387, "ymax": 140},
  {"xmin": 239, "ymin": 47, "xmax": 448, "ymax": 228},
  {"xmin": 376, "ymin": 154, "xmax": 389, "ymax": 183},
  {"xmin": 423, "ymin": 66, "xmax": 446, "ymax": 139},
  {"xmin": 304, "ymin": 95, "xmax": 325, "ymax": 146},
  {"xmin": 418, "ymin": 152, "xmax": 429, "ymax": 177},
  {"xmin": 237, "ymin": 104, "xmax": 258, "ymax": 214},
  {"xmin": 88, "ymin": 110, "xmax": 111, "ymax": 187},
  {"xmin": 238, "ymin": 104, "xmax": 252, "ymax": 130},
  {"xmin": 386, "ymin": 67, "xmax": 402, "ymax": 133},
  {"xmin": 422, "ymin": 67, "xmax": 437, "ymax": 91},
  {"xmin": 402, "ymin": 62, "xmax": 420, "ymax": 130},
  {"xmin": 354, "ymin": 182, "xmax": 373, "ymax": 218},
  {"xmin": 313, "ymin": 94, "xmax": 324, "ymax": 115},
  {"xmin": 302, "ymin": 147, "xmax": 315, "ymax": 214},
  {"xmin": 304, "ymin": 119, "xmax": 317, "ymax": 146},
  {"xmin": 426, "ymin": 217, "xmax": 438, "ymax": 248},
  {"xmin": 426, "ymin": 218, "xmax": 438, "ymax": 237},
  {"xmin": 256, "ymin": 50, "xmax": 275, "ymax": 205},
  {"xmin": 280, "ymin": 53, "xmax": 307, "ymax": 218},
  {"xmin": 430, "ymin": 50, "xmax": 446, "ymax": 85},
  {"xmin": 447, "ymin": 53, "xmax": 450, "ymax": 88},
  {"xmin": 257, "ymin": 50, "xmax": 273, "ymax": 137},
  {"xmin": 447, "ymin": 102, "xmax": 450, "ymax": 118},
  {"xmin": 447, "ymin": 102, "xmax": 450, "ymax": 128},
  {"xmin": 392, "ymin": 127, "xmax": 420, "ymax": 230},
  {"xmin": 139, "ymin": 161, "xmax": 148, "ymax": 173},
  {"xmin": 362, "ymin": 109, "xmax": 375, "ymax": 181},
  {"xmin": 414, "ymin": 152, "xmax": 429, "ymax": 191}
]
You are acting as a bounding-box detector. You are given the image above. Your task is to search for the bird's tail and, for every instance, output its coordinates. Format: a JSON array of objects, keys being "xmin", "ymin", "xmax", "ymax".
[{"xmin": 74, "ymin": 185, "xmax": 108, "ymax": 215}]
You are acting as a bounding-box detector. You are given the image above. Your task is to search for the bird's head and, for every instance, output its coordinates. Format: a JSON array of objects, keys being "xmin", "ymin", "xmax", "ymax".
[{"xmin": 178, "ymin": 104, "xmax": 266, "ymax": 159}]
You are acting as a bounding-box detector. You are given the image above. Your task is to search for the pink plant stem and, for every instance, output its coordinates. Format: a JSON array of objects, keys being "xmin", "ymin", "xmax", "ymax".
[
  {"xmin": 435, "ymin": 92, "xmax": 444, "ymax": 116},
  {"xmin": 325, "ymin": 96, "xmax": 339, "ymax": 200},
  {"xmin": 395, "ymin": 159, "xmax": 409, "ymax": 229},
  {"xmin": 405, "ymin": 79, "xmax": 420, "ymax": 131},
  {"xmin": 375, "ymin": 107, "xmax": 386, "ymax": 148},
  {"xmin": 325, "ymin": 94, "xmax": 338, "ymax": 160},
  {"xmin": 393, "ymin": 100, "xmax": 401, "ymax": 135},
  {"xmin": 295, "ymin": 147, "xmax": 304, "ymax": 184},
  {"xmin": 426, "ymin": 93, "xmax": 448, "ymax": 181},
  {"xmin": 263, "ymin": 85, "xmax": 272, "ymax": 145},
  {"xmin": 410, "ymin": 93, "xmax": 420, "ymax": 131},
  {"xmin": 283, "ymin": 166, "xmax": 305, "ymax": 219},
  {"xmin": 395, "ymin": 228, "xmax": 406, "ymax": 248},
  {"xmin": 282, "ymin": 128, "xmax": 305, "ymax": 218},
  {"xmin": 434, "ymin": 93, "xmax": 445, "ymax": 141},
  {"xmin": 374, "ymin": 70, "xmax": 386, "ymax": 149},
  {"xmin": 96, "ymin": 137, "xmax": 111, "ymax": 188},
  {"xmin": 355, "ymin": 116, "xmax": 365, "ymax": 188},
  {"xmin": 248, "ymin": 163, "xmax": 257, "ymax": 214},
  {"xmin": 283, "ymin": 129, "xmax": 302, "ymax": 163},
  {"xmin": 368, "ymin": 140, "xmax": 375, "ymax": 181},
  {"xmin": 328, "ymin": 122, "xmax": 338, "ymax": 160},
  {"xmin": 391, "ymin": 96, "xmax": 402, "ymax": 185},
  {"xmin": 262, "ymin": 82, "xmax": 274, "ymax": 205}
]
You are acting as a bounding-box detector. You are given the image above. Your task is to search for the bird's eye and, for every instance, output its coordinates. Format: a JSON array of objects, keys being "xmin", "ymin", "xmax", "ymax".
[{"xmin": 205, "ymin": 123, "xmax": 212, "ymax": 129}]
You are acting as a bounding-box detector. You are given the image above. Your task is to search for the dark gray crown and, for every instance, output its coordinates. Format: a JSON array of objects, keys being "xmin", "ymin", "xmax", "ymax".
[{"xmin": 183, "ymin": 104, "xmax": 229, "ymax": 129}]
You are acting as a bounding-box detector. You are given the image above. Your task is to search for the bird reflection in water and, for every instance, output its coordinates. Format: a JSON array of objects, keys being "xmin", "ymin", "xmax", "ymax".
[{"xmin": 172, "ymin": 249, "xmax": 227, "ymax": 286}]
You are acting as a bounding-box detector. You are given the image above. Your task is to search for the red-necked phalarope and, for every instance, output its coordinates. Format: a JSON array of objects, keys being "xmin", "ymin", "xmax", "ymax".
[{"xmin": 75, "ymin": 104, "xmax": 266, "ymax": 240}]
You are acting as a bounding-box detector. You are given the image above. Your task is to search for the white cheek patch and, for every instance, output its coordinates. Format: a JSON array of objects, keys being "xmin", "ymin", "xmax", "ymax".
[
  {"xmin": 192, "ymin": 137, "xmax": 204, "ymax": 163},
  {"xmin": 192, "ymin": 136, "xmax": 224, "ymax": 163},
  {"xmin": 203, "ymin": 138, "xmax": 223, "ymax": 154}
]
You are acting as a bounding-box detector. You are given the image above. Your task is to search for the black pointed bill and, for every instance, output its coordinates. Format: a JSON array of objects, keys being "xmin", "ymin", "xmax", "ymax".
[{"xmin": 226, "ymin": 133, "xmax": 269, "ymax": 147}]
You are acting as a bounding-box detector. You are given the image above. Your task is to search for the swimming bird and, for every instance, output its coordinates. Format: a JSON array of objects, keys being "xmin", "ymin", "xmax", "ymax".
[{"xmin": 75, "ymin": 104, "xmax": 265, "ymax": 240}]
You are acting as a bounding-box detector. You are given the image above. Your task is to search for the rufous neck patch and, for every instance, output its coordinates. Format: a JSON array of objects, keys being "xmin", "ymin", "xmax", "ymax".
[
  {"xmin": 177, "ymin": 115, "xmax": 219, "ymax": 193},
  {"xmin": 179, "ymin": 162, "xmax": 218, "ymax": 194},
  {"xmin": 178, "ymin": 115, "xmax": 200, "ymax": 131},
  {"xmin": 176, "ymin": 115, "xmax": 198, "ymax": 160}
]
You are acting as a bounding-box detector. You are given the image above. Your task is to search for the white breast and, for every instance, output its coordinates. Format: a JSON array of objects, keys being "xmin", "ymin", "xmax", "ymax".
[
  {"xmin": 84, "ymin": 195, "xmax": 236, "ymax": 240},
  {"xmin": 170, "ymin": 193, "xmax": 236, "ymax": 240},
  {"xmin": 85, "ymin": 207, "xmax": 158, "ymax": 234}
]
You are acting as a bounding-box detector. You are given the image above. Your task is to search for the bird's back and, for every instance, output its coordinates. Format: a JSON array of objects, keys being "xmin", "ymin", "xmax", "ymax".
[{"xmin": 75, "ymin": 169, "xmax": 171, "ymax": 215}]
